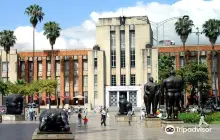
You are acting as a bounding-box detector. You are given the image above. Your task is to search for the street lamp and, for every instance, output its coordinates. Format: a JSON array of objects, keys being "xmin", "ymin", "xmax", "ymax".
[{"xmin": 137, "ymin": 15, "xmax": 189, "ymax": 81}]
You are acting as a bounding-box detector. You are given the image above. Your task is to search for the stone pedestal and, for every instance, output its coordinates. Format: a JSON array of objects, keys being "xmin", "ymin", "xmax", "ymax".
[
  {"xmin": 32, "ymin": 129, "xmax": 75, "ymax": 140},
  {"xmin": 2, "ymin": 114, "xmax": 25, "ymax": 121},
  {"xmin": 144, "ymin": 117, "xmax": 161, "ymax": 128},
  {"xmin": 161, "ymin": 119, "xmax": 184, "ymax": 130},
  {"xmin": 115, "ymin": 115, "xmax": 138, "ymax": 122}
]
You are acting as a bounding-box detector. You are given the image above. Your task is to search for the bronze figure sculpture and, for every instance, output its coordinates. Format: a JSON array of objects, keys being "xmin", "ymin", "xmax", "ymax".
[
  {"xmin": 161, "ymin": 70, "xmax": 184, "ymax": 119},
  {"xmin": 118, "ymin": 95, "xmax": 132, "ymax": 115},
  {"xmin": 39, "ymin": 109, "xmax": 70, "ymax": 132},
  {"xmin": 6, "ymin": 94, "xmax": 23, "ymax": 115},
  {"xmin": 144, "ymin": 77, "xmax": 158, "ymax": 116}
]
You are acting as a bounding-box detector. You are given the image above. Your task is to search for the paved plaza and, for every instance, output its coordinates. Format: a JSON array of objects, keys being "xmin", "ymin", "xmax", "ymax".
[{"xmin": 1, "ymin": 113, "xmax": 220, "ymax": 140}]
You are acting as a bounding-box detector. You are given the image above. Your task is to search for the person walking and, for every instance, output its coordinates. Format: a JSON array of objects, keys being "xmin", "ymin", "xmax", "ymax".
[
  {"xmin": 68, "ymin": 108, "xmax": 71, "ymax": 119},
  {"xmin": 139, "ymin": 109, "xmax": 145, "ymax": 124},
  {"xmin": 127, "ymin": 109, "xmax": 133, "ymax": 126},
  {"xmin": 101, "ymin": 108, "xmax": 106, "ymax": 126},
  {"xmin": 199, "ymin": 109, "xmax": 209, "ymax": 128},
  {"xmin": 78, "ymin": 112, "xmax": 82, "ymax": 127},
  {"xmin": 29, "ymin": 107, "xmax": 34, "ymax": 121}
]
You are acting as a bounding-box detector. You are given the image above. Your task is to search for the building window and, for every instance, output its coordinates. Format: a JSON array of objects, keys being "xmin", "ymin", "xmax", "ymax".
[
  {"xmin": 2, "ymin": 62, "xmax": 7, "ymax": 72},
  {"xmin": 110, "ymin": 31, "xmax": 116, "ymax": 49},
  {"xmin": 111, "ymin": 50, "xmax": 116, "ymax": 68},
  {"xmin": 29, "ymin": 62, "xmax": 33, "ymax": 72},
  {"xmin": 65, "ymin": 77, "xmax": 69, "ymax": 87},
  {"xmin": 83, "ymin": 60, "xmax": 88, "ymax": 71},
  {"xmin": 74, "ymin": 76, "xmax": 78, "ymax": 87},
  {"xmin": 2, "ymin": 77, "xmax": 7, "ymax": 82},
  {"xmin": 83, "ymin": 91, "xmax": 88, "ymax": 103},
  {"xmin": 94, "ymin": 91, "xmax": 98, "ymax": 98},
  {"xmin": 56, "ymin": 76, "xmax": 60, "ymax": 92},
  {"xmin": 200, "ymin": 56, "xmax": 206, "ymax": 64},
  {"xmin": 64, "ymin": 60, "xmax": 69, "ymax": 71},
  {"xmin": 74, "ymin": 60, "xmax": 78, "ymax": 71},
  {"xmin": 47, "ymin": 61, "xmax": 51, "ymax": 72},
  {"xmin": 111, "ymin": 75, "xmax": 116, "ymax": 86},
  {"xmin": 147, "ymin": 56, "xmax": 151, "ymax": 66},
  {"xmin": 94, "ymin": 58, "xmax": 97, "ymax": 68},
  {"xmin": 83, "ymin": 75, "xmax": 88, "ymax": 87},
  {"xmin": 130, "ymin": 31, "xmax": 135, "ymax": 48},
  {"xmin": 94, "ymin": 75, "xmax": 97, "ymax": 86},
  {"xmin": 130, "ymin": 48, "xmax": 135, "ymax": 68},
  {"xmin": 180, "ymin": 57, "xmax": 184, "ymax": 67},
  {"xmin": 56, "ymin": 61, "xmax": 60, "ymax": 72},
  {"xmin": 130, "ymin": 74, "xmax": 135, "ymax": 86},
  {"xmin": 38, "ymin": 61, "xmax": 42, "ymax": 72},
  {"xmin": 120, "ymin": 75, "xmax": 126, "ymax": 86},
  {"xmin": 74, "ymin": 91, "xmax": 79, "ymax": 96}
]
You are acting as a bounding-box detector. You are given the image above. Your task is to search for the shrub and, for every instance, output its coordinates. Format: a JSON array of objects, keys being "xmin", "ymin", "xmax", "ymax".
[{"xmin": 179, "ymin": 112, "xmax": 220, "ymax": 123}]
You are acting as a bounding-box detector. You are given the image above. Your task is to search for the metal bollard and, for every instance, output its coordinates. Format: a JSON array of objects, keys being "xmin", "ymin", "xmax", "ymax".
[{"xmin": 0, "ymin": 115, "xmax": 2, "ymax": 123}]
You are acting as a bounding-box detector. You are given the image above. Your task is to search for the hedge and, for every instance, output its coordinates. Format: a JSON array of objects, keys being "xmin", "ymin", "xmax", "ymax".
[{"xmin": 178, "ymin": 112, "xmax": 220, "ymax": 123}]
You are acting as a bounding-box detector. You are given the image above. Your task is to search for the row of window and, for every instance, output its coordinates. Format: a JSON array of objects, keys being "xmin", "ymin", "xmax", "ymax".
[
  {"xmin": 111, "ymin": 74, "xmax": 136, "ymax": 86},
  {"xmin": 110, "ymin": 30, "xmax": 136, "ymax": 68}
]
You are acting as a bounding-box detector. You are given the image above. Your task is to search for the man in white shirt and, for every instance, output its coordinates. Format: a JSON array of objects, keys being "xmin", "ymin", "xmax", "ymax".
[{"xmin": 101, "ymin": 109, "xmax": 106, "ymax": 126}]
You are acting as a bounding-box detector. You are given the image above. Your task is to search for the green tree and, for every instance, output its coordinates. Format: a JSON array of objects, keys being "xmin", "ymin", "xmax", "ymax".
[
  {"xmin": 0, "ymin": 81, "xmax": 9, "ymax": 104},
  {"xmin": 177, "ymin": 61, "xmax": 210, "ymax": 105},
  {"xmin": 174, "ymin": 17, "xmax": 194, "ymax": 63},
  {"xmin": 0, "ymin": 30, "xmax": 17, "ymax": 81},
  {"xmin": 202, "ymin": 19, "xmax": 220, "ymax": 101},
  {"xmin": 38, "ymin": 79, "xmax": 57, "ymax": 108},
  {"xmin": 43, "ymin": 21, "xmax": 61, "ymax": 108},
  {"xmin": 25, "ymin": 4, "xmax": 44, "ymax": 73},
  {"xmin": 158, "ymin": 55, "xmax": 174, "ymax": 83}
]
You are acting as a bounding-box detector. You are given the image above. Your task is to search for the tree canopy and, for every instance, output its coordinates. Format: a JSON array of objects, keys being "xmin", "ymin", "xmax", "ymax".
[{"xmin": 0, "ymin": 30, "xmax": 17, "ymax": 54}]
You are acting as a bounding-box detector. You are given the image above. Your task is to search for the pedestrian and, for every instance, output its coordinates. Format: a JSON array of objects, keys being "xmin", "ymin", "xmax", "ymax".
[
  {"xmin": 85, "ymin": 108, "xmax": 88, "ymax": 117},
  {"xmin": 83, "ymin": 116, "xmax": 88, "ymax": 127},
  {"xmin": 139, "ymin": 109, "xmax": 145, "ymax": 124},
  {"xmin": 199, "ymin": 109, "xmax": 209, "ymax": 128},
  {"xmin": 78, "ymin": 112, "xmax": 82, "ymax": 127},
  {"xmin": 34, "ymin": 111, "xmax": 37, "ymax": 121},
  {"xmin": 68, "ymin": 108, "xmax": 71, "ymax": 118},
  {"xmin": 29, "ymin": 107, "xmax": 34, "ymax": 121},
  {"xmin": 127, "ymin": 109, "xmax": 133, "ymax": 126},
  {"xmin": 101, "ymin": 108, "xmax": 106, "ymax": 126}
]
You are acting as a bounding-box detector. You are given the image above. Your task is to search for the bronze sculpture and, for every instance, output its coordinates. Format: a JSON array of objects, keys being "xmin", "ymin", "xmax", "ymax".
[
  {"xmin": 39, "ymin": 109, "xmax": 70, "ymax": 132},
  {"xmin": 118, "ymin": 95, "xmax": 132, "ymax": 115},
  {"xmin": 161, "ymin": 70, "xmax": 184, "ymax": 119},
  {"xmin": 144, "ymin": 77, "xmax": 158, "ymax": 116},
  {"xmin": 6, "ymin": 94, "xmax": 23, "ymax": 115}
]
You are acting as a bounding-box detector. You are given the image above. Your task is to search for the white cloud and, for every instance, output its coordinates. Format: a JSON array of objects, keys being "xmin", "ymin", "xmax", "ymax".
[{"xmin": 13, "ymin": 0, "xmax": 220, "ymax": 51}]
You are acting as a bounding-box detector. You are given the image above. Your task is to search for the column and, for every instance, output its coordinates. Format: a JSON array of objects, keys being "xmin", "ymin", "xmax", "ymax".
[
  {"xmin": 42, "ymin": 57, "xmax": 47, "ymax": 105},
  {"xmin": 17, "ymin": 57, "xmax": 21, "ymax": 80},
  {"xmin": 175, "ymin": 53, "xmax": 180, "ymax": 70},
  {"xmin": 24, "ymin": 57, "xmax": 29, "ymax": 103},
  {"xmin": 69, "ymin": 56, "xmax": 74, "ymax": 105},
  {"xmin": 33, "ymin": 57, "xmax": 38, "ymax": 101},
  {"xmin": 78, "ymin": 56, "xmax": 83, "ymax": 103},
  {"xmin": 60, "ymin": 56, "xmax": 64, "ymax": 106},
  {"xmin": 116, "ymin": 27, "xmax": 121, "ymax": 86},
  {"xmin": 106, "ymin": 91, "xmax": 109, "ymax": 108},
  {"xmin": 125, "ymin": 25, "xmax": 131, "ymax": 85},
  {"xmin": 206, "ymin": 51, "xmax": 212, "ymax": 95},
  {"xmin": 127, "ymin": 91, "xmax": 129, "ymax": 102},
  {"xmin": 217, "ymin": 52, "xmax": 220, "ymax": 96},
  {"xmin": 117, "ymin": 91, "xmax": 119, "ymax": 107}
]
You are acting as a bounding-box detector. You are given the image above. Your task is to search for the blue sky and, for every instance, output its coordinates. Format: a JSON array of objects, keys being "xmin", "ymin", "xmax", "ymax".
[{"xmin": 0, "ymin": 0, "xmax": 178, "ymax": 31}]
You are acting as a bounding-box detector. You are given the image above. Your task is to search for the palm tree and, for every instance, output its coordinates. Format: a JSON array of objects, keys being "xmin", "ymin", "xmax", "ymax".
[
  {"xmin": 174, "ymin": 17, "xmax": 194, "ymax": 64},
  {"xmin": 0, "ymin": 30, "xmax": 17, "ymax": 81},
  {"xmin": 43, "ymin": 21, "xmax": 61, "ymax": 108},
  {"xmin": 202, "ymin": 19, "xmax": 220, "ymax": 104},
  {"xmin": 25, "ymin": 4, "xmax": 44, "ymax": 74}
]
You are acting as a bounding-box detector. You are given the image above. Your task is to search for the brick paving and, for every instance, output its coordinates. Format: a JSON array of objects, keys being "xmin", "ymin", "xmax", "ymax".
[{"xmin": 1, "ymin": 112, "xmax": 220, "ymax": 140}]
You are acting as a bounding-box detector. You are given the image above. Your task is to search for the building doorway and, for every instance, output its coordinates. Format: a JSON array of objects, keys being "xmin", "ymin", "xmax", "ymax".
[{"xmin": 120, "ymin": 91, "xmax": 127, "ymax": 100}]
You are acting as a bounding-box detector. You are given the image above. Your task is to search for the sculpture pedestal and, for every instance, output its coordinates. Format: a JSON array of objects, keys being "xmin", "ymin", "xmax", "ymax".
[
  {"xmin": 32, "ymin": 129, "xmax": 75, "ymax": 140},
  {"xmin": 161, "ymin": 119, "xmax": 184, "ymax": 130},
  {"xmin": 144, "ymin": 117, "xmax": 161, "ymax": 128},
  {"xmin": 2, "ymin": 114, "xmax": 25, "ymax": 121},
  {"xmin": 115, "ymin": 114, "xmax": 138, "ymax": 122}
]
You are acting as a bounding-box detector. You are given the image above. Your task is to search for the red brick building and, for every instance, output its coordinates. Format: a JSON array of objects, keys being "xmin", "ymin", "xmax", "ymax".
[
  {"xmin": 158, "ymin": 44, "xmax": 220, "ymax": 97},
  {"xmin": 17, "ymin": 50, "xmax": 88, "ymax": 106}
]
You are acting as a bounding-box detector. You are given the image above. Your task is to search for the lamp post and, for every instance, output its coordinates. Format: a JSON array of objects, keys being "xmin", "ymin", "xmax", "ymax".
[
  {"xmin": 192, "ymin": 27, "xmax": 203, "ymax": 107},
  {"xmin": 137, "ymin": 15, "xmax": 189, "ymax": 81}
]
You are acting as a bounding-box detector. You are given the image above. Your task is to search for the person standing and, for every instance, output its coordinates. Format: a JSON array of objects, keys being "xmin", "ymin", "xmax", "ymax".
[
  {"xmin": 83, "ymin": 116, "xmax": 88, "ymax": 127},
  {"xmin": 127, "ymin": 109, "xmax": 133, "ymax": 126},
  {"xmin": 29, "ymin": 107, "xmax": 34, "ymax": 121},
  {"xmin": 101, "ymin": 108, "xmax": 106, "ymax": 126},
  {"xmin": 199, "ymin": 109, "xmax": 209, "ymax": 128},
  {"xmin": 78, "ymin": 112, "xmax": 82, "ymax": 127}
]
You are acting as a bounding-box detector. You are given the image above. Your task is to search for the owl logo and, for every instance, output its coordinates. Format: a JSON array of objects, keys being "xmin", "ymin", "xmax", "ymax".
[{"xmin": 165, "ymin": 125, "xmax": 175, "ymax": 135}]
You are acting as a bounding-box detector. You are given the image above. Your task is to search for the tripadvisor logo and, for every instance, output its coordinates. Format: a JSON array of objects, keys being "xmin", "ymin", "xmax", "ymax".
[{"xmin": 165, "ymin": 125, "xmax": 212, "ymax": 135}]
